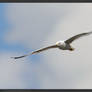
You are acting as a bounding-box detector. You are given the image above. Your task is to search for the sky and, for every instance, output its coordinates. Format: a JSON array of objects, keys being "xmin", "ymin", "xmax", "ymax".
[{"xmin": 1, "ymin": 3, "xmax": 92, "ymax": 89}]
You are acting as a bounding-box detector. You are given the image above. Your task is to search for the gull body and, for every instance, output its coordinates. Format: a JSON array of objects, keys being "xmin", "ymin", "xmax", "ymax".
[
  {"xmin": 12, "ymin": 31, "xmax": 92, "ymax": 59},
  {"xmin": 56, "ymin": 41, "xmax": 74, "ymax": 51}
]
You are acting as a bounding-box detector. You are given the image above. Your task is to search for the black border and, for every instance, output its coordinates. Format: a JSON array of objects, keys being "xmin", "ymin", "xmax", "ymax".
[
  {"xmin": 1, "ymin": 1, "xmax": 92, "ymax": 91},
  {"xmin": 1, "ymin": 89, "xmax": 92, "ymax": 91},
  {"xmin": 0, "ymin": 0, "xmax": 92, "ymax": 2}
]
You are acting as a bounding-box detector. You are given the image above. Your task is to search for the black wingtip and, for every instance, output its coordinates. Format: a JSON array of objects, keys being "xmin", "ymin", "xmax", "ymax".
[{"xmin": 11, "ymin": 55, "xmax": 26, "ymax": 59}]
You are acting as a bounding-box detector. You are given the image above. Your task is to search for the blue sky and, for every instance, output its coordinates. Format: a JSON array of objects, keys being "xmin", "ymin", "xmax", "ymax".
[
  {"xmin": 1, "ymin": 3, "xmax": 92, "ymax": 89},
  {"xmin": 0, "ymin": 4, "xmax": 25, "ymax": 52},
  {"xmin": 0, "ymin": 4, "xmax": 10, "ymax": 51},
  {"xmin": 0, "ymin": 3, "xmax": 40, "ymax": 62},
  {"xmin": 0, "ymin": 4, "xmax": 33, "ymax": 88},
  {"xmin": 0, "ymin": 3, "xmax": 46, "ymax": 89}
]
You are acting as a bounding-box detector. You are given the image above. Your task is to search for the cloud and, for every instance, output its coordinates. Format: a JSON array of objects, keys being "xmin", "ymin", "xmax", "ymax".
[
  {"xmin": 4, "ymin": 3, "xmax": 92, "ymax": 89},
  {"xmin": 5, "ymin": 3, "xmax": 78, "ymax": 49},
  {"xmin": 0, "ymin": 51, "xmax": 33, "ymax": 89},
  {"xmin": 41, "ymin": 3, "xmax": 92, "ymax": 88}
]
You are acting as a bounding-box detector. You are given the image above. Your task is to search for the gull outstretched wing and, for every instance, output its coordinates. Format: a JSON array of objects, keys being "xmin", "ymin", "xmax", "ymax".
[
  {"xmin": 11, "ymin": 45, "xmax": 58, "ymax": 59},
  {"xmin": 65, "ymin": 31, "xmax": 92, "ymax": 44}
]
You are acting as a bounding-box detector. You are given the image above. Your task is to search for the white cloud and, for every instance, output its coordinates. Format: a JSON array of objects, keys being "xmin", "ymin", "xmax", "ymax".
[
  {"xmin": 4, "ymin": 3, "xmax": 92, "ymax": 89},
  {"xmin": 41, "ymin": 3, "xmax": 92, "ymax": 89},
  {"xmin": 0, "ymin": 52, "xmax": 33, "ymax": 89},
  {"xmin": 6, "ymin": 3, "xmax": 78, "ymax": 49}
]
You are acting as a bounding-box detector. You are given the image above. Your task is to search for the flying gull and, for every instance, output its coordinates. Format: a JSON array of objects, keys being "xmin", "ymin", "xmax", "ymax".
[{"xmin": 11, "ymin": 31, "xmax": 92, "ymax": 59}]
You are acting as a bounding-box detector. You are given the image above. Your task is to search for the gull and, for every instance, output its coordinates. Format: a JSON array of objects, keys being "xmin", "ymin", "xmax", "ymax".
[{"xmin": 11, "ymin": 31, "xmax": 92, "ymax": 59}]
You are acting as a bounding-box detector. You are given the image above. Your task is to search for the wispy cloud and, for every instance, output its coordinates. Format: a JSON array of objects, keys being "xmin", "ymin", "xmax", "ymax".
[{"xmin": 2, "ymin": 3, "xmax": 92, "ymax": 89}]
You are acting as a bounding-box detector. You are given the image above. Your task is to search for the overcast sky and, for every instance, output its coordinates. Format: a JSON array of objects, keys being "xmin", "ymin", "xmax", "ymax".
[{"xmin": 1, "ymin": 3, "xmax": 92, "ymax": 89}]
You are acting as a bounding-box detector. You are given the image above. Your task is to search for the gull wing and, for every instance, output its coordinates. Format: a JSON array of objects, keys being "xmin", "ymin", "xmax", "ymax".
[
  {"xmin": 65, "ymin": 31, "xmax": 92, "ymax": 44},
  {"xmin": 11, "ymin": 45, "xmax": 58, "ymax": 59}
]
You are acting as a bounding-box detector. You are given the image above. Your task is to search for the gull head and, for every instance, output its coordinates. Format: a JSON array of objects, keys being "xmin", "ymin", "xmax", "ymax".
[{"xmin": 56, "ymin": 40, "xmax": 65, "ymax": 46}]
